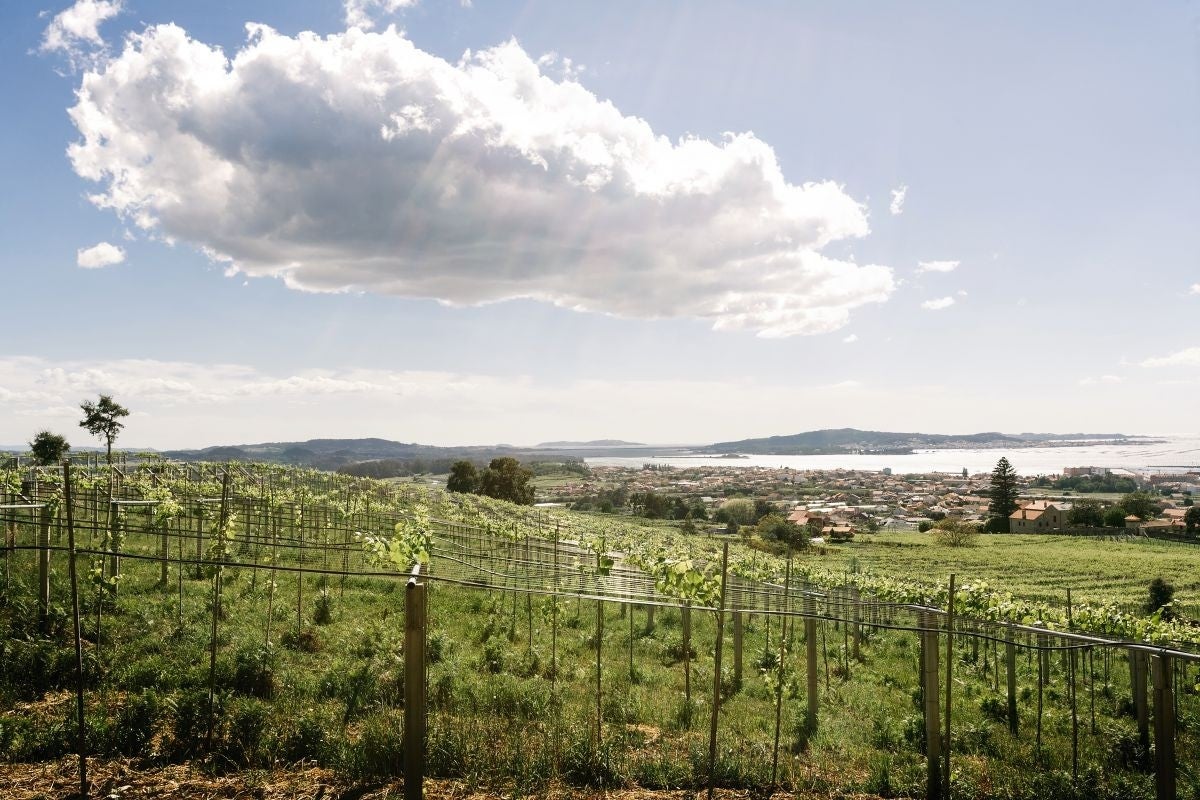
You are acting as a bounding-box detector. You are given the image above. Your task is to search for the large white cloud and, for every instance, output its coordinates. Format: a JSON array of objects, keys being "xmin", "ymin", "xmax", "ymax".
[{"xmin": 66, "ymin": 23, "xmax": 894, "ymax": 337}]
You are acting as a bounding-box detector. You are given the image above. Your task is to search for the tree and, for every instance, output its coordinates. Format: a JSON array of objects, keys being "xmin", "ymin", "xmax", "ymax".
[
  {"xmin": 79, "ymin": 394, "xmax": 129, "ymax": 464},
  {"xmin": 478, "ymin": 457, "xmax": 535, "ymax": 505},
  {"xmin": 1103, "ymin": 506, "xmax": 1128, "ymax": 528},
  {"xmin": 1185, "ymin": 505, "xmax": 1200, "ymax": 536},
  {"xmin": 987, "ymin": 457, "xmax": 1019, "ymax": 526},
  {"xmin": 1145, "ymin": 577, "xmax": 1175, "ymax": 619},
  {"xmin": 1067, "ymin": 498, "xmax": 1104, "ymax": 528},
  {"xmin": 29, "ymin": 431, "xmax": 70, "ymax": 465},
  {"xmin": 1119, "ymin": 490, "xmax": 1159, "ymax": 521},
  {"xmin": 931, "ymin": 518, "xmax": 979, "ymax": 547},
  {"xmin": 719, "ymin": 498, "xmax": 756, "ymax": 526},
  {"xmin": 446, "ymin": 460, "xmax": 480, "ymax": 494},
  {"xmin": 755, "ymin": 513, "xmax": 809, "ymax": 550}
]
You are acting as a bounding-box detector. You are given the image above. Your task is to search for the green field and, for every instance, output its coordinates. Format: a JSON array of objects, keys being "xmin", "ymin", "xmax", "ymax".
[
  {"xmin": 816, "ymin": 532, "xmax": 1200, "ymax": 615},
  {"xmin": 2, "ymin": 464, "xmax": 1199, "ymax": 799}
]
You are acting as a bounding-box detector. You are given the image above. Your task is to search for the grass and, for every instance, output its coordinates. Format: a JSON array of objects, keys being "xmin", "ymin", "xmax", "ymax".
[
  {"xmin": 816, "ymin": 532, "xmax": 1200, "ymax": 615},
  {"xmin": 2, "ymin": 475, "xmax": 1199, "ymax": 799}
]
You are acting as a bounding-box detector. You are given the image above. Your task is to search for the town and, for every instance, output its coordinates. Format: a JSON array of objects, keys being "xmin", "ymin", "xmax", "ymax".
[{"xmin": 531, "ymin": 461, "xmax": 1200, "ymax": 539}]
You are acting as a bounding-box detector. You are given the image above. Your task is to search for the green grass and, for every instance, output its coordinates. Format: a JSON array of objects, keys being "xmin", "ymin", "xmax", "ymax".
[
  {"xmin": 816, "ymin": 532, "xmax": 1200, "ymax": 614},
  {"xmin": 3, "ymin": 470, "xmax": 1200, "ymax": 799},
  {"xmin": 2, "ymin": 510, "xmax": 1196, "ymax": 800}
]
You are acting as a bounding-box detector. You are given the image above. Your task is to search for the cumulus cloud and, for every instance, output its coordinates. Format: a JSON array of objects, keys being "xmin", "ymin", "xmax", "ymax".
[
  {"xmin": 1189, "ymin": 283, "xmax": 1200, "ymax": 295},
  {"xmin": 921, "ymin": 296, "xmax": 955, "ymax": 311},
  {"xmin": 65, "ymin": 24, "xmax": 893, "ymax": 337},
  {"xmin": 1141, "ymin": 347, "xmax": 1200, "ymax": 368},
  {"xmin": 917, "ymin": 260, "xmax": 959, "ymax": 274},
  {"xmin": 343, "ymin": 0, "xmax": 417, "ymax": 31},
  {"xmin": 76, "ymin": 241, "xmax": 125, "ymax": 268},
  {"xmin": 889, "ymin": 185, "xmax": 906, "ymax": 215},
  {"xmin": 40, "ymin": 0, "xmax": 122, "ymax": 67},
  {"xmin": 842, "ymin": 333, "xmax": 857, "ymax": 343}
]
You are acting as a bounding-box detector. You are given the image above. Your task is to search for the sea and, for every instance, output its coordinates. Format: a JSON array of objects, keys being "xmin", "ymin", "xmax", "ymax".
[{"xmin": 585, "ymin": 436, "xmax": 1200, "ymax": 476}]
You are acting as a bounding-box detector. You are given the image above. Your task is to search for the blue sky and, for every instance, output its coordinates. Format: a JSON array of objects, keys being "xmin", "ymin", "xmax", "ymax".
[{"xmin": 2, "ymin": 0, "xmax": 1198, "ymax": 449}]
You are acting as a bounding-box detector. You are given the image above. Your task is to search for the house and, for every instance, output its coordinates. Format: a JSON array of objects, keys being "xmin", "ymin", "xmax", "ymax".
[{"xmin": 1009, "ymin": 500, "xmax": 1073, "ymax": 533}]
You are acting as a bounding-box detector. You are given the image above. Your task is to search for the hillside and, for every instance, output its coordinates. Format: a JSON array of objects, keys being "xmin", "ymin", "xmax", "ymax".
[{"xmin": 702, "ymin": 428, "xmax": 1136, "ymax": 455}]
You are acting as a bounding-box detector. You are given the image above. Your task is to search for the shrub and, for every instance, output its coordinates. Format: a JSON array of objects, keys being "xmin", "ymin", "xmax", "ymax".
[
  {"xmin": 931, "ymin": 519, "xmax": 979, "ymax": 547},
  {"xmin": 230, "ymin": 644, "xmax": 276, "ymax": 698},
  {"xmin": 112, "ymin": 689, "xmax": 163, "ymax": 756},
  {"xmin": 1145, "ymin": 577, "xmax": 1175, "ymax": 619}
]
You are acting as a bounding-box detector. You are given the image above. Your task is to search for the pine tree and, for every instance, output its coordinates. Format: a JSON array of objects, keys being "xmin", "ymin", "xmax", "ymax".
[{"xmin": 987, "ymin": 457, "xmax": 1019, "ymax": 525}]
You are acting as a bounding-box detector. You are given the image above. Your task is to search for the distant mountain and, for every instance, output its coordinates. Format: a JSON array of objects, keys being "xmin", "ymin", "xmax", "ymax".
[
  {"xmin": 701, "ymin": 428, "xmax": 1137, "ymax": 456},
  {"xmin": 536, "ymin": 439, "xmax": 645, "ymax": 448}
]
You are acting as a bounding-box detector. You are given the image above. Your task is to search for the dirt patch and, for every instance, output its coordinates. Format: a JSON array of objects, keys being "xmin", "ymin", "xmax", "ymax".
[{"xmin": 0, "ymin": 757, "xmax": 885, "ymax": 799}]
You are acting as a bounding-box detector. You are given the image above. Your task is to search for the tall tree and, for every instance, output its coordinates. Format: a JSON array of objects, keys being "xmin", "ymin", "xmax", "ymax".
[
  {"xmin": 29, "ymin": 431, "xmax": 70, "ymax": 465},
  {"xmin": 446, "ymin": 460, "xmax": 480, "ymax": 494},
  {"xmin": 79, "ymin": 394, "xmax": 130, "ymax": 464},
  {"xmin": 1119, "ymin": 490, "xmax": 1159, "ymax": 521},
  {"xmin": 987, "ymin": 457, "xmax": 1019, "ymax": 524},
  {"xmin": 1185, "ymin": 505, "xmax": 1200, "ymax": 535},
  {"xmin": 1066, "ymin": 498, "xmax": 1104, "ymax": 528},
  {"xmin": 479, "ymin": 457, "xmax": 535, "ymax": 505}
]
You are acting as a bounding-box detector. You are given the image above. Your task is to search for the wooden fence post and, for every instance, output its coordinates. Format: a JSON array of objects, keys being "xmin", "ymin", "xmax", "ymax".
[
  {"xmin": 1006, "ymin": 623, "xmax": 1018, "ymax": 737},
  {"xmin": 1133, "ymin": 651, "xmax": 1150, "ymax": 751},
  {"xmin": 1152, "ymin": 653, "xmax": 1175, "ymax": 800},
  {"xmin": 706, "ymin": 542, "xmax": 729, "ymax": 800},
  {"xmin": 404, "ymin": 569, "xmax": 427, "ymax": 800},
  {"xmin": 852, "ymin": 586, "xmax": 862, "ymax": 661},
  {"xmin": 922, "ymin": 611, "xmax": 942, "ymax": 800},
  {"xmin": 39, "ymin": 504, "xmax": 51, "ymax": 622},
  {"xmin": 944, "ymin": 576, "xmax": 954, "ymax": 794},
  {"xmin": 732, "ymin": 610, "xmax": 744, "ymax": 690},
  {"xmin": 63, "ymin": 463, "xmax": 88, "ymax": 800},
  {"xmin": 805, "ymin": 594, "xmax": 818, "ymax": 733}
]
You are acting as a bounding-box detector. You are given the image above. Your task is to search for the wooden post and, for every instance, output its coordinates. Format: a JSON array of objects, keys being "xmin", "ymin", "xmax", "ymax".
[
  {"xmin": 39, "ymin": 504, "xmax": 51, "ymax": 622},
  {"xmin": 805, "ymin": 597, "xmax": 818, "ymax": 733},
  {"xmin": 1006, "ymin": 623, "xmax": 1018, "ymax": 737},
  {"xmin": 63, "ymin": 463, "xmax": 88, "ymax": 800},
  {"xmin": 682, "ymin": 601, "xmax": 693, "ymax": 709},
  {"xmin": 732, "ymin": 611, "xmax": 744, "ymax": 690},
  {"xmin": 770, "ymin": 553, "xmax": 792, "ymax": 786},
  {"xmin": 404, "ymin": 569, "xmax": 427, "ymax": 800},
  {"xmin": 922, "ymin": 611, "xmax": 942, "ymax": 800},
  {"xmin": 944, "ymin": 577, "xmax": 954, "ymax": 795},
  {"xmin": 1133, "ymin": 651, "xmax": 1150, "ymax": 752},
  {"xmin": 706, "ymin": 542, "xmax": 729, "ymax": 800},
  {"xmin": 107, "ymin": 500, "xmax": 120, "ymax": 599},
  {"xmin": 1152, "ymin": 654, "xmax": 1175, "ymax": 800},
  {"xmin": 852, "ymin": 586, "xmax": 862, "ymax": 662}
]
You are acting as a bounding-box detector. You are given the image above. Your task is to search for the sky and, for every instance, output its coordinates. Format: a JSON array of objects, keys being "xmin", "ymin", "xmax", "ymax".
[{"xmin": 1, "ymin": 0, "xmax": 1198, "ymax": 449}]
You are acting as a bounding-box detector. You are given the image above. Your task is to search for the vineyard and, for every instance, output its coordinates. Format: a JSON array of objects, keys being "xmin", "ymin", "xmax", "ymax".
[{"xmin": 1, "ymin": 461, "xmax": 1198, "ymax": 799}]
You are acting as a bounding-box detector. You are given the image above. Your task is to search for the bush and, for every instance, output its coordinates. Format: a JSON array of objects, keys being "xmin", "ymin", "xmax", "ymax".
[
  {"xmin": 931, "ymin": 519, "xmax": 979, "ymax": 547},
  {"xmin": 112, "ymin": 689, "xmax": 163, "ymax": 756},
  {"xmin": 225, "ymin": 697, "xmax": 269, "ymax": 766},
  {"xmin": 1145, "ymin": 577, "xmax": 1175, "ymax": 619},
  {"xmin": 230, "ymin": 644, "xmax": 276, "ymax": 698}
]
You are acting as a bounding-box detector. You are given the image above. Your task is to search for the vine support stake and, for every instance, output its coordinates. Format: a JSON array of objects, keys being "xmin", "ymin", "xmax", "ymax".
[
  {"xmin": 38, "ymin": 502, "xmax": 51, "ymax": 624},
  {"xmin": 732, "ymin": 610, "xmax": 743, "ymax": 691},
  {"xmin": 944, "ymin": 575, "xmax": 954, "ymax": 796},
  {"xmin": 922, "ymin": 609, "xmax": 942, "ymax": 800},
  {"xmin": 706, "ymin": 541, "xmax": 729, "ymax": 800},
  {"xmin": 404, "ymin": 564, "xmax": 427, "ymax": 800},
  {"xmin": 63, "ymin": 462, "xmax": 88, "ymax": 800},
  {"xmin": 1005, "ymin": 622, "xmax": 1018, "ymax": 737},
  {"xmin": 205, "ymin": 470, "xmax": 231, "ymax": 753},
  {"xmin": 1152, "ymin": 653, "xmax": 1176, "ymax": 800}
]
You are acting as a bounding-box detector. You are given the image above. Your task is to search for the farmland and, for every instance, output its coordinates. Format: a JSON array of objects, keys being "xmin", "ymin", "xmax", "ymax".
[{"xmin": 1, "ymin": 461, "xmax": 1198, "ymax": 799}]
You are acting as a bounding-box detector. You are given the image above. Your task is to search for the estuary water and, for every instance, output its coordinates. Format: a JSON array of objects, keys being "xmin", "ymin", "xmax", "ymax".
[{"xmin": 585, "ymin": 436, "xmax": 1200, "ymax": 476}]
